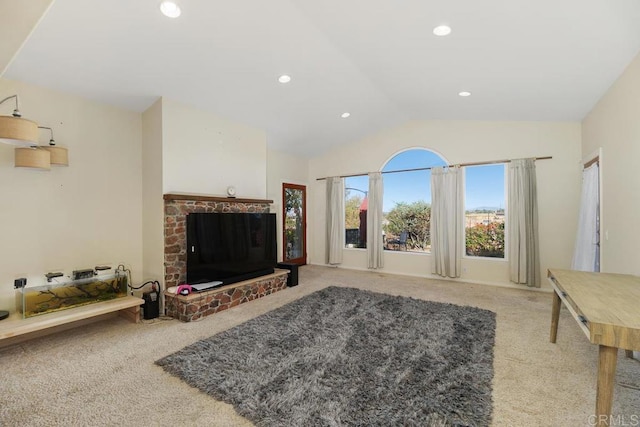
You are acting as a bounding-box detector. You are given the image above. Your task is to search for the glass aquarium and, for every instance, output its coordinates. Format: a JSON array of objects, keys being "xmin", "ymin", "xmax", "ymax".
[{"xmin": 16, "ymin": 271, "xmax": 128, "ymax": 318}]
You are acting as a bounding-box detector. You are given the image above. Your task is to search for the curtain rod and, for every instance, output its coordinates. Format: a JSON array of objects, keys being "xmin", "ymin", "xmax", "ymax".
[
  {"xmin": 315, "ymin": 156, "xmax": 552, "ymax": 181},
  {"xmin": 583, "ymin": 156, "xmax": 599, "ymax": 169}
]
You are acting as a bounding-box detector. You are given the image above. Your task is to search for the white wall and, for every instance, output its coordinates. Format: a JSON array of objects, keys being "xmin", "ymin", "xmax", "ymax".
[
  {"xmin": 0, "ymin": 78, "xmax": 143, "ymax": 313},
  {"xmin": 141, "ymin": 98, "xmax": 164, "ymax": 284},
  {"xmin": 267, "ymin": 149, "xmax": 309, "ymax": 262},
  {"xmin": 161, "ymin": 98, "xmax": 267, "ymax": 199},
  {"xmin": 309, "ymin": 120, "xmax": 582, "ymax": 288},
  {"xmin": 141, "ymin": 98, "xmax": 272, "ymax": 287},
  {"xmin": 582, "ymin": 52, "xmax": 640, "ymax": 275}
]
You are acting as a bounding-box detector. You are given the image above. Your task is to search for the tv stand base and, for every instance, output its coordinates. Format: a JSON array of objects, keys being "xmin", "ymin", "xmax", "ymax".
[{"xmin": 164, "ymin": 269, "xmax": 289, "ymax": 322}]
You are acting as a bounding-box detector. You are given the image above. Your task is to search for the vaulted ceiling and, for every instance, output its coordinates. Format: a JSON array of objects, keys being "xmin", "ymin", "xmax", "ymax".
[{"xmin": 2, "ymin": 0, "xmax": 640, "ymax": 157}]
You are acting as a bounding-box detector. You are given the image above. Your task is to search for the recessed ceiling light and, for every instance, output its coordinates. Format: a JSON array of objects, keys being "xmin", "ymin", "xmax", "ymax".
[
  {"xmin": 341, "ymin": 112, "xmax": 351, "ymax": 119},
  {"xmin": 433, "ymin": 25, "xmax": 452, "ymax": 36},
  {"xmin": 458, "ymin": 91, "xmax": 472, "ymax": 97},
  {"xmin": 278, "ymin": 75, "xmax": 291, "ymax": 83},
  {"xmin": 160, "ymin": 1, "xmax": 181, "ymax": 18}
]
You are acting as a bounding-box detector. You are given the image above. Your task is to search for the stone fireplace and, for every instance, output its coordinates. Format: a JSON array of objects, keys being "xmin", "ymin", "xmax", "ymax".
[{"xmin": 163, "ymin": 193, "xmax": 288, "ymax": 321}]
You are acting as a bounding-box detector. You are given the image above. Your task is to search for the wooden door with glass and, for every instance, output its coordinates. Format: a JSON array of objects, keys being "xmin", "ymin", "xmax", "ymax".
[{"xmin": 282, "ymin": 183, "xmax": 307, "ymax": 265}]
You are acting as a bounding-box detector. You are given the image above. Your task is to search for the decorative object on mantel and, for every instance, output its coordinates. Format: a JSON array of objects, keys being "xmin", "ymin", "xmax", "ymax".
[
  {"xmin": 226, "ymin": 185, "xmax": 236, "ymax": 198},
  {"xmin": 0, "ymin": 95, "xmax": 39, "ymax": 147}
]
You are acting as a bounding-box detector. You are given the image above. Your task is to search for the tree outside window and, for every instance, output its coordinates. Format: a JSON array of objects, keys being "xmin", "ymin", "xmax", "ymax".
[
  {"xmin": 344, "ymin": 176, "xmax": 368, "ymax": 248},
  {"xmin": 382, "ymin": 149, "xmax": 447, "ymax": 252}
]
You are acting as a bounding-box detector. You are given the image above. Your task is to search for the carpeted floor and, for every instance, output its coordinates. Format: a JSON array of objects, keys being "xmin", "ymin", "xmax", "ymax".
[
  {"xmin": 156, "ymin": 287, "xmax": 496, "ymax": 426},
  {"xmin": 0, "ymin": 265, "xmax": 638, "ymax": 426}
]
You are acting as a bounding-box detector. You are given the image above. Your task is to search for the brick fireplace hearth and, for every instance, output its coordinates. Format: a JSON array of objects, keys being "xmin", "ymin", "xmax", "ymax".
[{"xmin": 165, "ymin": 269, "xmax": 288, "ymax": 322}]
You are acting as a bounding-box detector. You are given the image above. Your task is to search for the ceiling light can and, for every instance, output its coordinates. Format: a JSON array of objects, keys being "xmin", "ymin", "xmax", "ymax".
[
  {"xmin": 341, "ymin": 112, "xmax": 351, "ymax": 118},
  {"xmin": 278, "ymin": 75, "xmax": 291, "ymax": 84},
  {"xmin": 160, "ymin": 1, "xmax": 181, "ymax": 18},
  {"xmin": 458, "ymin": 91, "xmax": 472, "ymax": 97},
  {"xmin": 433, "ymin": 25, "xmax": 452, "ymax": 36}
]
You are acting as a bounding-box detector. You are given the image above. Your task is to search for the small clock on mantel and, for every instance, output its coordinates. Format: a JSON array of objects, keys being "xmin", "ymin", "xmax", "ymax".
[{"xmin": 226, "ymin": 186, "xmax": 236, "ymax": 198}]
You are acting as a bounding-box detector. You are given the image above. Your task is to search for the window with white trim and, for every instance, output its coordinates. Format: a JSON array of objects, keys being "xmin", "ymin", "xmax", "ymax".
[
  {"xmin": 344, "ymin": 175, "xmax": 368, "ymax": 248},
  {"xmin": 464, "ymin": 164, "xmax": 506, "ymax": 258}
]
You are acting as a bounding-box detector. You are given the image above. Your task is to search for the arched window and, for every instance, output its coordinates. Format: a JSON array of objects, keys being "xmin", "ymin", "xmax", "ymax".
[{"xmin": 382, "ymin": 149, "xmax": 447, "ymax": 252}]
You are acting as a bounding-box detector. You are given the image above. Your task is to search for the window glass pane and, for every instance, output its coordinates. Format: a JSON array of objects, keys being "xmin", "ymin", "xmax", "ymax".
[
  {"xmin": 345, "ymin": 176, "xmax": 368, "ymax": 248},
  {"xmin": 284, "ymin": 186, "xmax": 305, "ymax": 261},
  {"xmin": 464, "ymin": 164, "xmax": 506, "ymax": 258},
  {"xmin": 382, "ymin": 150, "xmax": 446, "ymax": 253}
]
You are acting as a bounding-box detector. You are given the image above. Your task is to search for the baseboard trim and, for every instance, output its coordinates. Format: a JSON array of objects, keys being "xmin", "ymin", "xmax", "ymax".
[{"xmin": 307, "ymin": 262, "xmax": 553, "ymax": 293}]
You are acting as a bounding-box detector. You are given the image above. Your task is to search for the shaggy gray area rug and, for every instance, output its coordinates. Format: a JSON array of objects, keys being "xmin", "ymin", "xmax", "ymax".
[{"xmin": 156, "ymin": 286, "xmax": 496, "ymax": 426}]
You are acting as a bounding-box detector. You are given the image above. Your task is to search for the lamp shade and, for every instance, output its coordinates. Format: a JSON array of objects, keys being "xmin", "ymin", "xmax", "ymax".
[
  {"xmin": 42, "ymin": 146, "xmax": 69, "ymax": 166},
  {"xmin": 0, "ymin": 116, "xmax": 39, "ymax": 146},
  {"xmin": 15, "ymin": 147, "xmax": 50, "ymax": 170}
]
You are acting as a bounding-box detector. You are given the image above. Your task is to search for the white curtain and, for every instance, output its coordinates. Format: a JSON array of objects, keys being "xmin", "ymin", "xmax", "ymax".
[
  {"xmin": 430, "ymin": 166, "xmax": 463, "ymax": 278},
  {"xmin": 508, "ymin": 158, "xmax": 540, "ymax": 287},
  {"xmin": 572, "ymin": 163, "xmax": 600, "ymax": 272},
  {"xmin": 367, "ymin": 172, "xmax": 384, "ymax": 269},
  {"xmin": 326, "ymin": 177, "xmax": 344, "ymax": 265}
]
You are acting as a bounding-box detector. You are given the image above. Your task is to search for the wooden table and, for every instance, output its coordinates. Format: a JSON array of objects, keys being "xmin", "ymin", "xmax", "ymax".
[{"xmin": 548, "ymin": 269, "xmax": 640, "ymax": 426}]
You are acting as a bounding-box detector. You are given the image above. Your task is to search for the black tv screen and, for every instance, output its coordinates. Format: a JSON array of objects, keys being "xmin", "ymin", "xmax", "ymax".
[{"xmin": 186, "ymin": 213, "xmax": 277, "ymax": 286}]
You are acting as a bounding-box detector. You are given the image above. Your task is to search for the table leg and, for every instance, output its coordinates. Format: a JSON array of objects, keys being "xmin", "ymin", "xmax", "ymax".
[
  {"xmin": 596, "ymin": 345, "xmax": 618, "ymax": 426},
  {"xmin": 550, "ymin": 290, "xmax": 561, "ymax": 343}
]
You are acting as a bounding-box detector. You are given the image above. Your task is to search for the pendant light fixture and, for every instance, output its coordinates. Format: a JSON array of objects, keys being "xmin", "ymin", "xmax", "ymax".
[
  {"xmin": 38, "ymin": 126, "xmax": 68, "ymax": 166},
  {"xmin": 2, "ymin": 94, "xmax": 70, "ymax": 170},
  {"xmin": 14, "ymin": 146, "xmax": 51, "ymax": 170},
  {"xmin": 0, "ymin": 95, "xmax": 39, "ymax": 147}
]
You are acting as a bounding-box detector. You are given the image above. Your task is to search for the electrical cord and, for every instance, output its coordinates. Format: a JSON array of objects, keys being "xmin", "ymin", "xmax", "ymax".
[
  {"xmin": 116, "ymin": 264, "xmax": 160, "ymax": 293},
  {"xmin": 129, "ymin": 280, "xmax": 160, "ymax": 291},
  {"xmin": 116, "ymin": 264, "xmax": 164, "ymax": 320}
]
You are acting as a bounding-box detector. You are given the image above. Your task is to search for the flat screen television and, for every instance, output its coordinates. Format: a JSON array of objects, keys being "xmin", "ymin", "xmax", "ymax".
[{"xmin": 186, "ymin": 212, "xmax": 277, "ymax": 286}]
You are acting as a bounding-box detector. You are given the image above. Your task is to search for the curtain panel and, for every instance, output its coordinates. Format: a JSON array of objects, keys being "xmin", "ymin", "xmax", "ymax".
[
  {"xmin": 430, "ymin": 166, "xmax": 463, "ymax": 278},
  {"xmin": 571, "ymin": 163, "xmax": 600, "ymax": 272},
  {"xmin": 326, "ymin": 176, "xmax": 344, "ymax": 265},
  {"xmin": 507, "ymin": 158, "xmax": 540, "ymax": 287},
  {"xmin": 367, "ymin": 172, "xmax": 384, "ymax": 269}
]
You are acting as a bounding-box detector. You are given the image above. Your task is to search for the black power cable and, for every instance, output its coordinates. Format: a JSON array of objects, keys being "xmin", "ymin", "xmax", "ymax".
[{"xmin": 116, "ymin": 264, "xmax": 159, "ymax": 294}]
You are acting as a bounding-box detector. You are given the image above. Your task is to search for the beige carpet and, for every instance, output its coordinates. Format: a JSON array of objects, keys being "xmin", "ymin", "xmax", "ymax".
[{"xmin": 1, "ymin": 265, "xmax": 638, "ymax": 426}]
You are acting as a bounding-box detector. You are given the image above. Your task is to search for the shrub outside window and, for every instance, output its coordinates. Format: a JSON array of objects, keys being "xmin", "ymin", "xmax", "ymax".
[{"xmin": 464, "ymin": 164, "xmax": 506, "ymax": 258}]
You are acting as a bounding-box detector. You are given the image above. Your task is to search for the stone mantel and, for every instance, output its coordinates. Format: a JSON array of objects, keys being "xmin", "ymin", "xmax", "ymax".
[{"xmin": 163, "ymin": 193, "xmax": 273, "ymax": 204}]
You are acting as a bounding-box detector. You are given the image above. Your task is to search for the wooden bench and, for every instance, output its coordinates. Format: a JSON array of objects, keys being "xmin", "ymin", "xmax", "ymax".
[{"xmin": 0, "ymin": 296, "xmax": 143, "ymax": 347}]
